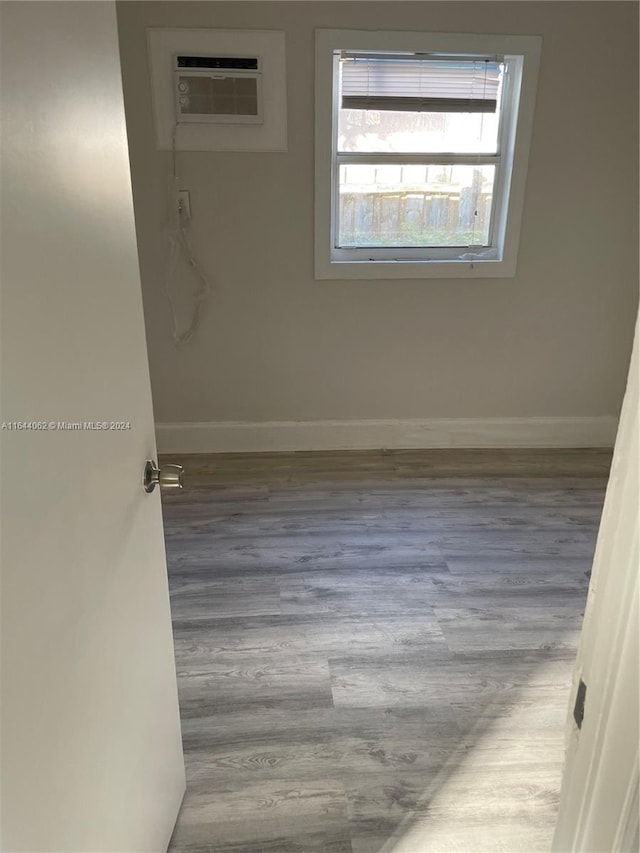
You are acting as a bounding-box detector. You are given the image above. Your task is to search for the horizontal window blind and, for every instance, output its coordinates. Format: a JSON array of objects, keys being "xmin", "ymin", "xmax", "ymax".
[{"xmin": 340, "ymin": 56, "xmax": 502, "ymax": 114}]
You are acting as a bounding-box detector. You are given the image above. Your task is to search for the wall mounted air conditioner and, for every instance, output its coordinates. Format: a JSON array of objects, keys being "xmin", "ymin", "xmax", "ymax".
[{"xmin": 174, "ymin": 54, "xmax": 263, "ymax": 125}]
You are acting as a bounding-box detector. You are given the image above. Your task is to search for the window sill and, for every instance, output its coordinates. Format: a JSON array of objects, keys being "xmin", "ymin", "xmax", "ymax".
[{"xmin": 314, "ymin": 257, "xmax": 517, "ymax": 280}]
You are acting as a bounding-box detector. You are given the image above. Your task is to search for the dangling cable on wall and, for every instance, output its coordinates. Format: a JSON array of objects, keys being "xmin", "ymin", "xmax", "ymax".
[{"xmin": 163, "ymin": 122, "xmax": 213, "ymax": 347}]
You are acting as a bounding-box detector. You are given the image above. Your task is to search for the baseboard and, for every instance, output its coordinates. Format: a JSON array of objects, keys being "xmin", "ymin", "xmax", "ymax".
[{"xmin": 155, "ymin": 416, "xmax": 617, "ymax": 454}]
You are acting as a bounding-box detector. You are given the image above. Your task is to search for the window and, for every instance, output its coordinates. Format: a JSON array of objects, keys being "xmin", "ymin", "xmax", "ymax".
[{"xmin": 315, "ymin": 30, "xmax": 542, "ymax": 279}]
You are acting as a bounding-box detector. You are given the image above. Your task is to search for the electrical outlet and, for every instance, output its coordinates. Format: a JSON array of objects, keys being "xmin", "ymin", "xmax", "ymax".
[{"xmin": 178, "ymin": 190, "xmax": 191, "ymax": 221}]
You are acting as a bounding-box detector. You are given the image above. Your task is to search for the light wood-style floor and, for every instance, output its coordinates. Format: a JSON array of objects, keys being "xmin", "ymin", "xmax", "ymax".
[{"xmin": 161, "ymin": 449, "xmax": 610, "ymax": 853}]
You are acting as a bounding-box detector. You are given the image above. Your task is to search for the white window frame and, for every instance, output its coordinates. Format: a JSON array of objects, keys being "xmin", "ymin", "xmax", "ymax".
[{"xmin": 315, "ymin": 29, "xmax": 542, "ymax": 280}]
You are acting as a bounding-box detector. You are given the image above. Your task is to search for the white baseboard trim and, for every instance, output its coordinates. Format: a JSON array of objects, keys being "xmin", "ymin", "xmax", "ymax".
[{"xmin": 155, "ymin": 416, "xmax": 617, "ymax": 454}]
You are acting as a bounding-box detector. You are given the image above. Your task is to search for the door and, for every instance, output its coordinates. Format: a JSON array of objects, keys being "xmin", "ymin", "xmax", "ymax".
[
  {"xmin": 553, "ymin": 318, "xmax": 639, "ymax": 851},
  {"xmin": 0, "ymin": 2, "xmax": 185, "ymax": 850}
]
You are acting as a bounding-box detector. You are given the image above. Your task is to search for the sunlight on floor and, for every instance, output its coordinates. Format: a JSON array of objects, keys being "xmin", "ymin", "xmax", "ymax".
[{"xmin": 382, "ymin": 663, "xmax": 571, "ymax": 853}]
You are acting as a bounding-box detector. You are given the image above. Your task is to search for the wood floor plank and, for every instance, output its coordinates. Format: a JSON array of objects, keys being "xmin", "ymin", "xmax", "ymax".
[
  {"xmin": 172, "ymin": 612, "xmax": 447, "ymax": 664},
  {"xmin": 177, "ymin": 656, "xmax": 334, "ymax": 717},
  {"xmin": 169, "ymin": 778, "xmax": 353, "ymax": 852},
  {"xmin": 435, "ymin": 606, "xmax": 585, "ymax": 652},
  {"xmin": 161, "ymin": 448, "xmax": 609, "ymax": 853},
  {"xmin": 329, "ymin": 647, "xmax": 575, "ymax": 710}
]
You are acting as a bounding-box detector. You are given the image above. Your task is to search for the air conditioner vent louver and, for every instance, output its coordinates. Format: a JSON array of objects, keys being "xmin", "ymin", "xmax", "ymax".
[
  {"xmin": 174, "ymin": 54, "xmax": 263, "ymax": 125},
  {"xmin": 176, "ymin": 55, "xmax": 259, "ymax": 71}
]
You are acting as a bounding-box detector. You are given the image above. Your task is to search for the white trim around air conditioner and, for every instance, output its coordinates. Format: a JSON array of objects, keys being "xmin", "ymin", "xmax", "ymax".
[
  {"xmin": 155, "ymin": 416, "xmax": 616, "ymax": 454},
  {"xmin": 147, "ymin": 28, "xmax": 287, "ymax": 152}
]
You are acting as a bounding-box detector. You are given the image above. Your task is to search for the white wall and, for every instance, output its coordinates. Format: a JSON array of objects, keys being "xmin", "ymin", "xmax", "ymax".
[{"xmin": 117, "ymin": 1, "xmax": 639, "ymax": 450}]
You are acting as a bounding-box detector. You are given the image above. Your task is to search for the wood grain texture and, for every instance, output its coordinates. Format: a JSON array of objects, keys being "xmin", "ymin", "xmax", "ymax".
[{"xmin": 160, "ymin": 449, "xmax": 609, "ymax": 853}]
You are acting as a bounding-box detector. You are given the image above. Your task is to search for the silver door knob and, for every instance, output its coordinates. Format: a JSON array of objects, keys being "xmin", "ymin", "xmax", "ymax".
[{"xmin": 143, "ymin": 460, "xmax": 184, "ymax": 493}]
